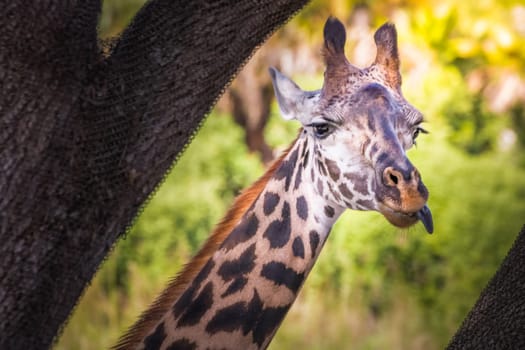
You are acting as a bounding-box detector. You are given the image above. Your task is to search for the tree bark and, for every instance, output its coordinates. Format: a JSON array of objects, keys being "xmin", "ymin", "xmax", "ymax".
[
  {"xmin": 0, "ymin": 1, "xmax": 308, "ymax": 348},
  {"xmin": 447, "ymin": 224, "xmax": 525, "ymax": 349}
]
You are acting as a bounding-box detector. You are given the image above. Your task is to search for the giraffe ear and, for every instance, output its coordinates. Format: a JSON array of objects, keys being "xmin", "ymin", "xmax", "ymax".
[
  {"xmin": 269, "ymin": 67, "xmax": 316, "ymax": 123},
  {"xmin": 374, "ymin": 23, "xmax": 401, "ymax": 89}
]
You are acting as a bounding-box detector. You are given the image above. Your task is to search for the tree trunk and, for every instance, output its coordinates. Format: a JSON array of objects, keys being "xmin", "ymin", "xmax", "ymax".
[
  {"xmin": 447, "ymin": 224, "xmax": 525, "ymax": 349},
  {"xmin": 229, "ymin": 56, "xmax": 276, "ymax": 165},
  {"xmin": 0, "ymin": 1, "xmax": 308, "ymax": 348}
]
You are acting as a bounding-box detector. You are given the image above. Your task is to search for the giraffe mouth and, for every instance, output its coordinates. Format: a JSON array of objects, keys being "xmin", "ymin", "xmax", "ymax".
[{"xmin": 378, "ymin": 203, "xmax": 434, "ymax": 234}]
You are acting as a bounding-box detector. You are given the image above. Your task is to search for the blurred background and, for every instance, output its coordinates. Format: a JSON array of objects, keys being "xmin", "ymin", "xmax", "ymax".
[{"xmin": 56, "ymin": 1, "xmax": 525, "ymax": 349}]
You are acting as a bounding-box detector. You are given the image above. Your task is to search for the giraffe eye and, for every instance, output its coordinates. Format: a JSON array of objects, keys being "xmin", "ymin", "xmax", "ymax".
[
  {"xmin": 309, "ymin": 123, "xmax": 333, "ymax": 139},
  {"xmin": 412, "ymin": 126, "xmax": 428, "ymax": 143}
]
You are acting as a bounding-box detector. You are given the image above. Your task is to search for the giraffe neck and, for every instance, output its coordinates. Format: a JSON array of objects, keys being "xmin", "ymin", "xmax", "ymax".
[{"xmin": 133, "ymin": 134, "xmax": 344, "ymax": 350}]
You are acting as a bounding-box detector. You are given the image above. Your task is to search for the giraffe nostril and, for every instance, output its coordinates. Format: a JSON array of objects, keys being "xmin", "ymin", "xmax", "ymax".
[
  {"xmin": 389, "ymin": 172, "xmax": 398, "ymax": 185},
  {"xmin": 383, "ymin": 167, "xmax": 403, "ymax": 187}
]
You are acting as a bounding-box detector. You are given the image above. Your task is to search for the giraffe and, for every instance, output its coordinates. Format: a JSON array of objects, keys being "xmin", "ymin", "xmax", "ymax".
[{"xmin": 114, "ymin": 17, "xmax": 433, "ymax": 350}]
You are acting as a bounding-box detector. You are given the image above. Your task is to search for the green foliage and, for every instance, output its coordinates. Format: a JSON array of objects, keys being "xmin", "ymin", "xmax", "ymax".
[{"xmin": 399, "ymin": 0, "xmax": 525, "ymax": 157}]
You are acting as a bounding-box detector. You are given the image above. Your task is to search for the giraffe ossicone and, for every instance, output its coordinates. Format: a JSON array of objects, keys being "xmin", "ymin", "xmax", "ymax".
[{"xmin": 115, "ymin": 17, "xmax": 432, "ymax": 350}]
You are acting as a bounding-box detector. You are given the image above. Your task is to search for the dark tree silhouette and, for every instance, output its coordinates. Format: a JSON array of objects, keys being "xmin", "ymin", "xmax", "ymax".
[
  {"xmin": 0, "ymin": 1, "xmax": 308, "ymax": 348},
  {"xmin": 448, "ymin": 225, "xmax": 525, "ymax": 349}
]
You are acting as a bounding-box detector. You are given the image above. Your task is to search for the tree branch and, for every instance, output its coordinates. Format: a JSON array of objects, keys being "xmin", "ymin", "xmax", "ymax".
[{"xmin": 448, "ymin": 224, "xmax": 525, "ymax": 349}]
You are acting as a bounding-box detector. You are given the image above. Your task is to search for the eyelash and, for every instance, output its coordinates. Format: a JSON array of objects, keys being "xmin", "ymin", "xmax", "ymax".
[
  {"xmin": 306, "ymin": 122, "xmax": 335, "ymax": 139},
  {"xmin": 412, "ymin": 126, "xmax": 428, "ymax": 144}
]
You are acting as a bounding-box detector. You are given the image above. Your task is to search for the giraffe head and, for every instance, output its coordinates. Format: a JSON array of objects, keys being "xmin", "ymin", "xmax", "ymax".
[{"xmin": 270, "ymin": 17, "xmax": 433, "ymax": 233}]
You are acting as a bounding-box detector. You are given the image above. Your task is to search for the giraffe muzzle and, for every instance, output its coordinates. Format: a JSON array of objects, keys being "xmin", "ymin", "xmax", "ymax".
[
  {"xmin": 376, "ymin": 163, "xmax": 433, "ymax": 233},
  {"xmin": 377, "ymin": 202, "xmax": 433, "ymax": 233}
]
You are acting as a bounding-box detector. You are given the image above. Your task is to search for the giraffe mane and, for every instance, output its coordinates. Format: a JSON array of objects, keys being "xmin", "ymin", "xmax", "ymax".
[{"xmin": 113, "ymin": 140, "xmax": 297, "ymax": 350}]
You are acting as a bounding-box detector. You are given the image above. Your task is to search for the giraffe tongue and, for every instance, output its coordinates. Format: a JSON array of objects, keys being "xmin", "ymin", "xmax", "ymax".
[{"xmin": 416, "ymin": 205, "xmax": 434, "ymax": 234}]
